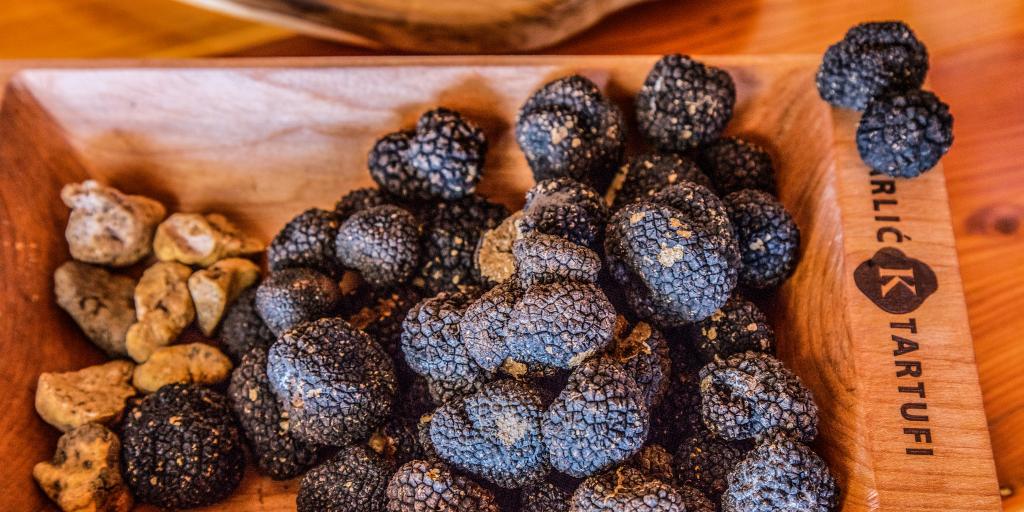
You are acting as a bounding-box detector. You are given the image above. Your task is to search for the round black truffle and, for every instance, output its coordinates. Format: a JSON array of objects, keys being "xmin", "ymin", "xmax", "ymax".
[
  {"xmin": 694, "ymin": 295, "xmax": 775, "ymax": 362},
  {"xmin": 636, "ymin": 54, "xmax": 736, "ymax": 151},
  {"xmin": 610, "ymin": 151, "xmax": 713, "ymax": 210},
  {"xmin": 267, "ymin": 317, "xmax": 397, "ymax": 446},
  {"xmin": 417, "ymin": 194, "xmax": 509, "ymax": 295},
  {"xmin": 816, "ymin": 21, "xmax": 929, "ymax": 111},
  {"xmin": 401, "ymin": 290, "xmax": 491, "ymax": 393},
  {"xmin": 520, "ymin": 178, "xmax": 608, "ymax": 250},
  {"xmin": 724, "ymin": 189, "xmax": 800, "ymax": 289},
  {"xmin": 368, "ymin": 130, "xmax": 422, "ymax": 200},
  {"xmin": 722, "ymin": 436, "xmax": 838, "ymax": 512},
  {"xmin": 255, "ymin": 267, "xmax": 342, "ymax": 336},
  {"xmin": 335, "ymin": 187, "xmax": 396, "ymax": 221},
  {"xmin": 335, "ymin": 204, "xmax": 421, "ymax": 288},
  {"xmin": 297, "ymin": 445, "xmax": 395, "ymax": 512},
  {"xmin": 267, "ymin": 208, "xmax": 343, "ymax": 277},
  {"xmin": 121, "ymin": 384, "xmax": 245, "ymax": 509},
  {"xmin": 405, "ymin": 108, "xmax": 488, "ymax": 201},
  {"xmin": 570, "ymin": 467, "xmax": 688, "ymax": 512},
  {"xmin": 385, "ymin": 459, "xmax": 500, "ymax": 512},
  {"xmin": 219, "ymin": 286, "xmax": 276, "ymax": 363},
  {"xmin": 856, "ymin": 88, "xmax": 953, "ymax": 178},
  {"xmin": 698, "ymin": 137, "xmax": 776, "ymax": 195},
  {"xmin": 228, "ymin": 347, "xmax": 319, "ymax": 479},
  {"xmin": 674, "ymin": 428, "xmax": 752, "ymax": 501},
  {"xmin": 699, "ymin": 351, "xmax": 818, "ymax": 442}
]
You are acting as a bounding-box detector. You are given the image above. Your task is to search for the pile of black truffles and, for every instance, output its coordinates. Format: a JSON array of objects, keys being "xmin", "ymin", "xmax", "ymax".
[{"xmin": 39, "ymin": 21, "xmax": 964, "ymax": 510}]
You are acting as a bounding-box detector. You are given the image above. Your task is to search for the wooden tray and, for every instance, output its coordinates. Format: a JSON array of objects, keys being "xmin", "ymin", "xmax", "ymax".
[{"xmin": 0, "ymin": 56, "xmax": 1000, "ymax": 511}]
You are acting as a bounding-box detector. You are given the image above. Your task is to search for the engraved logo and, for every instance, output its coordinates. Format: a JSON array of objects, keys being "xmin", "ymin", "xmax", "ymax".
[{"xmin": 854, "ymin": 248, "xmax": 938, "ymax": 314}]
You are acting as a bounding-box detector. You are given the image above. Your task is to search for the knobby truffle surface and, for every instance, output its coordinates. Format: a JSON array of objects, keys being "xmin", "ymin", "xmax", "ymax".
[
  {"xmin": 856, "ymin": 89, "xmax": 953, "ymax": 178},
  {"xmin": 722, "ymin": 436, "xmax": 838, "ymax": 512},
  {"xmin": 385, "ymin": 459, "xmax": 500, "ymax": 512},
  {"xmin": 297, "ymin": 445, "xmax": 395, "ymax": 512}
]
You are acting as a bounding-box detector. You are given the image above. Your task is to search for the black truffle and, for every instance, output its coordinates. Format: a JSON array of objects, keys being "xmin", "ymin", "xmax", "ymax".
[
  {"xmin": 722, "ymin": 436, "xmax": 838, "ymax": 512},
  {"xmin": 385, "ymin": 459, "xmax": 500, "ymax": 512},
  {"xmin": 694, "ymin": 295, "xmax": 775, "ymax": 362},
  {"xmin": 724, "ymin": 189, "xmax": 800, "ymax": 289},
  {"xmin": 255, "ymin": 267, "xmax": 341, "ymax": 336},
  {"xmin": 513, "ymin": 233, "xmax": 601, "ymax": 287},
  {"xmin": 407, "ymin": 108, "xmax": 488, "ymax": 200},
  {"xmin": 610, "ymin": 151, "xmax": 712, "ymax": 210},
  {"xmin": 570, "ymin": 467, "xmax": 688, "ymax": 512},
  {"xmin": 121, "ymin": 384, "xmax": 245, "ymax": 509},
  {"xmin": 648, "ymin": 366, "xmax": 704, "ymax": 452},
  {"xmin": 336, "ymin": 204, "xmax": 422, "ymax": 288},
  {"xmin": 228, "ymin": 347, "xmax": 319, "ymax": 480},
  {"xmin": 698, "ymin": 137, "xmax": 776, "ymax": 195},
  {"xmin": 604, "ymin": 318, "xmax": 672, "ymax": 409},
  {"xmin": 219, "ymin": 287, "xmax": 276, "ymax": 363},
  {"xmin": 267, "ymin": 208, "xmax": 343, "ymax": 277},
  {"xmin": 297, "ymin": 445, "xmax": 395, "ymax": 512},
  {"xmin": 856, "ymin": 89, "xmax": 953, "ymax": 178},
  {"xmin": 543, "ymin": 358, "xmax": 650, "ymax": 478},
  {"xmin": 417, "ymin": 194, "xmax": 509, "ymax": 294},
  {"xmin": 267, "ymin": 317, "xmax": 397, "ymax": 445},
  {"xmin": 521, "ymin": 479, "xmax": 573, "ymax": 512},
  {"xmin": 401, "ymin": 290, "xmax": 491, "ymax": 393},
  {"xmin": 430, "ymin": 379, "xmax": 549, "ymax": 488},
  {"xmin": 368, "ymin": 415, "xmax": 428, "ymax": 466},
  {"xmin": 816, "ymin": 21, "xmax": 929, "ymax": 111},
  {"xmin": 461, "ymin": 280, "xmax": 524, "ymax": 373},
  {"xmin": 625, "ymin": 444, "xmax": 675, "ymax": 483},
  {"xmin": 699, "ymin": 351, "xmax": 818, "ymax": 442},
  {"xmin": 335, "ymin": 187, "xmax": 395, "ymax": 221},
  {"xmin": 636, "ymin": 54, "xmax": 736, "ymax": 151},
  {"xmin": 368, "ymin": 131, "xmax": 421, "ymax": 200},
  {"xmin": 520, "ymin": 178, "xmax": 609, "ymax": 250},
  {"xmin": 516, "ymin": 75, "xmax": 626, "ymax": 191},
  {"xmin": 341, "ymin": 285, "xmax": 424, "ymax": 387},
  {"xmin": 674, "ymin": 428, "xmax": 752, "ymax": 501}
]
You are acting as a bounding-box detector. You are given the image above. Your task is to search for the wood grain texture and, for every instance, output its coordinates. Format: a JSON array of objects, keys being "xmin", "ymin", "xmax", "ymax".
[{"xmin": 0, "ymin": 55, "xmax": 999, "ymax": 511}]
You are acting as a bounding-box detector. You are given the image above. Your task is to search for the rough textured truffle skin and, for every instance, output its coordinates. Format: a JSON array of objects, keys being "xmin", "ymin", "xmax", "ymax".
[
  {"xmin": 405, "ymin": 108, "xmax": 488, "ymax": 200},
  {"xmin": 513, "ymin": 233, "xmax": 601, "ymax": 287},
  {"xmin": 297, "ymin": 445, "xmax": 395, "ymax": 512},
  {"xmin": 516, "ymin": 75, "xmax": 626, "ymax": 191},
  {"xmin": 856, "ymin": 89, "xmax": 953, "ymax": 178},
  {"xmin": 816, "ymin": 21, "xmax": 929, "ymax": 111},
  {"xmin": 605, "ymin": 201, "xmax": 738, "ymax": 327},
  {"xmin": 430, "ymin": 379, "xmax": 549, "ymax": 488},
  {"xmin": 461, "ymin": 280, "xmax": 524, "ymax": 372},
  {"xmin": 649, "ymin": 181, "xmax": 739, "ymax": 264},
  {"xmin": 722, "ymin": 436, "xmax": 838, "ymax": 512},
  {"xmin": 649, "ymin": 363, "xmax": 704, "ymax": 452},
  {"xmin": 342, "ymin": 285, "xmax": 424, "ymax": 387},
  {"xmin": 368, "ymin": 130, "xmax": 422, "ymax": 199},
  {"xmin": 334, "ymin": 187, "xmax": 395, "ymax": 221},
  {"xmin": 700, "ymin": 351, "xmax": 818, "ymax": 442},
  {"xmin": 336, "ymin": 204, "xmax": 421, "ymax": 288},
  {"xmin": 605, "ymin": 318, "xmax": 672, "ymax": 409},
  {"xmin": 626, "ymin": 444, "xmax": 675, "ymax": 483},
  {"xmin": 121, "ymin": 384, "xmax": 245, "ymax": 509},
  {"xmin": 521, "ymin": 480, "xmax": 573, "ymax": 512},
  {"xmin": 255, "ymin": 267, "xmax": 341, "ymax": 336},
  {"xmin": 610, "ymin": 151, "xmax": 712, "ymax": 210},
  {"xmin": 636, "ymin": 54, "xmax": 736, "ymax": 151},
  {"xmin": 228, "ymin": 347, "xmax": 319, "ymax": 479},
  {"xmin": 674, "ymin": 428, "xmax": 752, "ymax": 501},
  {"xmin": 386, "ymin": 459, "xmax": 500, "ymax": 512},
  {"xmin": 724, "ymin": 190, "xmax": 801, "ymax": 289},
  {"xmin": 219, "ymin": 287, "xmax": 276, "ymax": 362},
  {"xmin": 543, "ymin": 358, "xmax": 650, "ymax": 478},
  {"xmin": 417, "ymin": 195, "xmax": 509, "ymax": 294},
  {"xmin": 695, "ymin": 295, "xmax": 775, "ymax": 362},
  {"xmin": 520, "ymin": 178, "xmax": 608, "ymax": 250},
  {"xmin": 570, "ymin": 467, "xmax": 687, "ymax": 512},
  {"xmin": 268, "ymin": 208, "xmax": 343, "ymax": 276},
  {"xmin": 401, "ymin": 291, "xmax": 491, "ymax": 392},
  {"xmin": 267, "ymin": 317, "xmax": 397, "ymax": 446},
  {"xmin": 699, "ymin": 137, "xmax": 776, "ymax": 195}
]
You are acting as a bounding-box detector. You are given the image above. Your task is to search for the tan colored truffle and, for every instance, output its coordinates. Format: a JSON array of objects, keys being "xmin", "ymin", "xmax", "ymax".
[
  {"xmin": 126, "ymin": 262, "xmax": 195, "ymax": 362},
  {"xmin": 33, "ymin": 423, "xmax": 133, "ymax": 512},
  {"xmin": 188, "ymin": 258, "xmax": 261, "ymax": 336},
  {"xmin": 476, "ymin": 210, "xmax": 523, "ymax": 285},
  {"xmin": 53, "ymin": 261, "xmax": 136, "ymax": 357},
  {"xmin": 153, "ymin": 212, "xmax": 263, "ymax": 267},
  {"xmin": 35, "ymin": 361, "xmax": 136, "ymax": 432},
  {"xmin": 60, "ymin": 180, "xmax": 165, "ymax": 267},
  {"xmin": 132, "ymin": 343, "xmax": 233, "ymax": 393}
]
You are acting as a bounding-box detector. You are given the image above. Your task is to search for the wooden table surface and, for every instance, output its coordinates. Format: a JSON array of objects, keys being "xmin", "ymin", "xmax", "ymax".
[{"xmin": 3, "ymin": 0, "xmax": 1022, "ymax": 508}]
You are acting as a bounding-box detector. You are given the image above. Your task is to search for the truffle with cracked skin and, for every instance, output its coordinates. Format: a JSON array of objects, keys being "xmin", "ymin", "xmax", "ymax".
[{"xmin": 636, "ymin": 55, "xmax": 736, "ymax": 151}]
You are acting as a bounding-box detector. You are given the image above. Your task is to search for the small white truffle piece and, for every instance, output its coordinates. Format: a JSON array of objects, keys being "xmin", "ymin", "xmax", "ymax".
[
  {"xmin": 61, "ymin": 180, "xmax": 165, "ymax": 267},
  {"xmin": 125, "ymin": 262, "xmax": 195, "ymax": 363},
  {"xmin": 153, "ymin": 212, "xmax": 263, "ymax": 267},
  {"xmin": 188, "ymin": 258, "xmax": 261, "ymax": 336},
  {"xmin": 53, "ymin": 261, "xmax": 136, "ymax": 357},
  {"xmin": 132, "ymin": 343, "xmax": 233, "ymax": 393},
  {"xmin": 33, "ymin": 423, "xmax": 133, "ymax": 512},
  {"xmin": 35, "ymin": 360, "xmax": 136, "ymax": 432}
]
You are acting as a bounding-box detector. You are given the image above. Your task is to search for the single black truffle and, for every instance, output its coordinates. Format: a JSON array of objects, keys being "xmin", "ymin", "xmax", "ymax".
[
  {"xmin": 267, "ymin": 208, "xmax": 343, "ymax": 277},
  {"xmin": 228, "ymin": 347, "xmax": 319, "ymax": 480},
  {"xmin": 406, "ymin": 108, "xmax": 488, "ymax": 200},
  {"xmin": 255, "ymin": 267, "xmax": 341, "ymax": 336},
  {"xmin": 385, "ymin": 459, "xmax": 500, "ymax": 512},
  {"xmin": 520, "ymin": 178, "xmax": 609, "ymax": 250},
  {"xmin": 570, "ymin": 467, "xmax": 688, "ymax": 511},
  {"xmin": 521, "ymin": 479, "xmax": 573, "ymax": 512},
  {"xmin": 336, "ymin": 204, "xmax": 421, "ymax": 288},
  {"xmin": 543, "ymin": 358, "xmax": 650, "ymax": 478},
  {"xmin": 699, "ymin": 351, "xmax": 818, "ymax": 442},
  {"xmin": 636, "ymin": 54, "xmax": 736, "ymax": 151},
  {"xmin": 219, "ymin": 287, "xmax": 276, "ymax": 363},
  {"xmin": 341, "ymin": 285, "xmax": 424, "ymax": 387},
  {"xmin": 297, "ymin": 445, "xmax": 395, "ymax": 512},
  {"xmin": 267, "ymin": 317, "xmax": 397, "ymax": 446},
  {"xmin": 694, "ymin": 295, "xmax": 775, "ymax": 362},
  {"xmin": 516, "ymin": 75, "xmax": 626, "ymax": 191},
  {"xmin": 513, "ymin": 233, "xmax": 601, "ymax": 287},
  {"xmin": 605, "ymin": 201, "xmax": 738, "ymax": 327},
  {"xmin": 724, "ymin": 189, "xmax": 800, "ymax": 289},
  {"xmin": 401, "ymin": 290, "xmax": 491, "ymax": 393},
  {"xmin": 649, "ymin": 181, "xmax": 739, "ymax": 261},
  {"xmin": 856, "ymin": 89, "xmax": 953, "ymax": 178},
  {"xmin": 121, "ymin": 384, "xmax": 245, "ymax": 509},
  {"xmin": 417, "ymin": 194, "xmax": 509, "ymax": 295},
  {"xmin": 610, "ymin": 151, "xmax": 712, "ymax": 210},
  {"xmin": 604, "ymin": 318, "xmax": 672, "ymax": 409},
  {"xmin": 674, "ymin": 428, "xmax": 752, "ymax": 501},
  {"xmin": 699, "ymin": 137, "xmax": 776, "ymax": 195},
  {"xmin": 430, "ymin": 379, "xmax": 549, "ymax": 488},
  {"xmin": 722, "ymin": 436, "xmax": 838, "ymax": 512},
  {"xmin": 816, "ymin": 21, "xmax": 929, "ymax": 111},
  {"xmin": 335, "ymin": 187, "xmax": 395, "ymax": 221}
]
